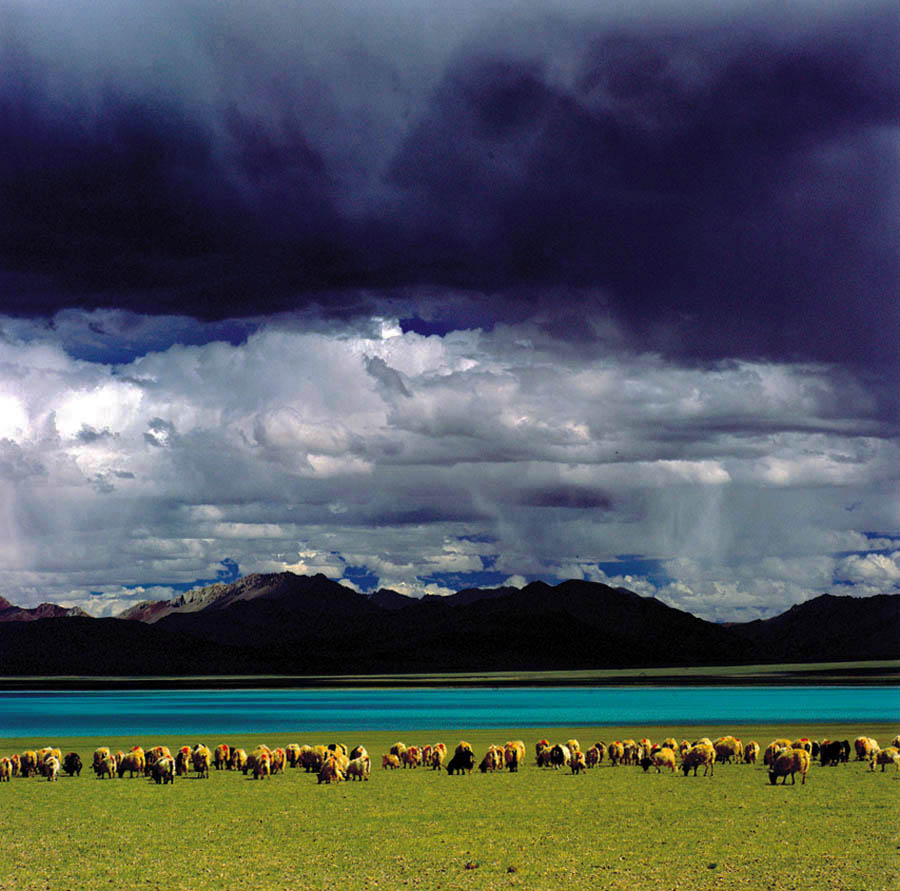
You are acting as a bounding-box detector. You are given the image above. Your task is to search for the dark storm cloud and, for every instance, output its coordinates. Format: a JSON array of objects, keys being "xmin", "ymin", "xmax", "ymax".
[
  {"xmin": 392, "ymin": 11, "xmax": 900, "ymax": 366},
  {"xmin": 516, "ymin": 486, "xmax": 614, "ymax": 511},
  {"xmin": 76, "ymin": 424, "xmax": 115, "ymax": 444},
  {"xmin": 1, "ymin": 1, "xmax": 897, "ymax": 365}
]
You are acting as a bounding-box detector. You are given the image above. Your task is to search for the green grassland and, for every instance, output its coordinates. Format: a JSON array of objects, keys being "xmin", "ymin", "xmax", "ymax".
[{"xmin": 1, "ymin": 722, "xmax": 898, "ymax": 890}]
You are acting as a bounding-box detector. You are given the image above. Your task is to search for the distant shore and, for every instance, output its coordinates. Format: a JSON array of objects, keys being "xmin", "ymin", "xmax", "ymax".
[{"xmin": 1, "ymin": 659, "xmax": 898, "ymax": 690}]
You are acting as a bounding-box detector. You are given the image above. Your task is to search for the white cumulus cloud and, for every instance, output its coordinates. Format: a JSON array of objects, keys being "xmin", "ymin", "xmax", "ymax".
[{"xmin": 0, "ymin": 311, "xmax": 896, "ymax": 621}]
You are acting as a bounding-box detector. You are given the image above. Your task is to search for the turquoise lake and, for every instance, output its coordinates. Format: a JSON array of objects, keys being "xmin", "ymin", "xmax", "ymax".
[{"xmin": 0, "ymin": 686, "xmax": 897, "ymax": 738}]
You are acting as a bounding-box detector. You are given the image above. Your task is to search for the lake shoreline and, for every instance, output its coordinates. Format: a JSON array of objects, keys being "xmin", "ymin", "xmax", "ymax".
[{"xmin": 1, "ymin": 659, "xmax": 898, "ymax": 690}]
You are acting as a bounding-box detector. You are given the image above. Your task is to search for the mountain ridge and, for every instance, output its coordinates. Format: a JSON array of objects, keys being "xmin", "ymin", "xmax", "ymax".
[
  {"xmin": 0, "ymin": 574, "xmax": 896, "ymax": 674},
  {"xmin": 0, "ymin": 596, "xmax": 90, "ymax": 622}
]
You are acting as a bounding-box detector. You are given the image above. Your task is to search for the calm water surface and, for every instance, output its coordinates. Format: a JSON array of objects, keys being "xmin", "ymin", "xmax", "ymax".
[{"xmin": 0, "ymin": 686, "xmax": 897, "ymax": 737}]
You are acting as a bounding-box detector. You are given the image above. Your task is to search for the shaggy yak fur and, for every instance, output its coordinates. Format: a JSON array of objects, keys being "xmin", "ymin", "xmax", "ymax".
[
  {"xmin": 213, "ymin": 744, "xmax": 230, "ymax": 770},
  {"xmin": 446, "ymin": 742, "xmax": 476, "ymax": 775},
  {"xmin": 870, "ymin": 747, "xmax": 900, "ymax": 772},
  {"xmin": 769, "ymin": 749, "xmax": 811, "ymax": 785},
  {"xmin": 681, "ymin": 744, "xmax": 715, "ymax": 777},
  {"xmin": 347, "ymin": 755, "xmax": 371, "ymax": 781},
  {"xmin": 153, "ymin": 756, "xmax": 176, "ymax": 784}
]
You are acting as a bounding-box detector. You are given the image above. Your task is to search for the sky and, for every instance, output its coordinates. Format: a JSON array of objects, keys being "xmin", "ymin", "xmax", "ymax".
[{"xmin": 0, "ymin": 0, "xmax": 898, "ymax": 622}]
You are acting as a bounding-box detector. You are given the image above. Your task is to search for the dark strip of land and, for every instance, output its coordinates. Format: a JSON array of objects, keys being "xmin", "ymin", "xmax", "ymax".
[{"xmin": 1, "ymin": 660, "xmax": 898, "ymax": 690}]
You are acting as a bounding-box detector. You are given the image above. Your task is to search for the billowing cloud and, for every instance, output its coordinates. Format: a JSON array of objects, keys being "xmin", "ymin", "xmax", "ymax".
[
  {"xmin": 835, "ymin": 552, "xmax": 900, "ymax": 585},
  {"xmin": 0, "ymin": 311, "xmax": 898, "ymax": 620}
]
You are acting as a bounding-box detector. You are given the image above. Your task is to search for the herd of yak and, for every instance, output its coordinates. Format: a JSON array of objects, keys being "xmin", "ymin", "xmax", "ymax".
[
  {"xmin": 1, "ymin": 733, "xmax": 897, "ymax": 788},
  {"xmin": 383, "ymin": 733, "xmax": 900, "ymax": 785}
]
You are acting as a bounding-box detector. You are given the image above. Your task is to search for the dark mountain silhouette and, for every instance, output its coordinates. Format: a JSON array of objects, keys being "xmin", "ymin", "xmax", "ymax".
[
  {"xmin": 0, "ymin": 574, "xmax": 896, "ymax": 675},
  {"xmin": 369, "ymin": 588, "xmax": 415, "ymax": 610},
  {"xmin": 726, "ymin": 592, "xmax": 900, "ymax": 662},
  {"xmin": 0, "ymin": 617, "xmax": 256, "ymax": 675},
  {"xmin": 423, "ymin": 586, "xmax": 516, "ymax": 608}
]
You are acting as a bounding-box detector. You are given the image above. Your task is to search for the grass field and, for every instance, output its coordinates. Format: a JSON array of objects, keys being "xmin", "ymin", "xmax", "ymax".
[{"xmin": 1, "ymin": 722, "xmax": 897, "ymax": 890}]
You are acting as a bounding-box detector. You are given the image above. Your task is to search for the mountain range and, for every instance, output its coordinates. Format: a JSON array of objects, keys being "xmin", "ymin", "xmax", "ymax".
[
  {"xmin": 0, "ymin": 596, "xmax": 90, "ymax": 622},
  {"xmin": 0, "ymin": 573, "xmax": 896, "ymax": 676}
]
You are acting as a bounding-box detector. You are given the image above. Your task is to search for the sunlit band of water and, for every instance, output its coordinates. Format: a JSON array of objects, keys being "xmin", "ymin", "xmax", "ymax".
[{"xmin": 0, "ymin": 686, "xmax": 897, "ymax": 738}]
